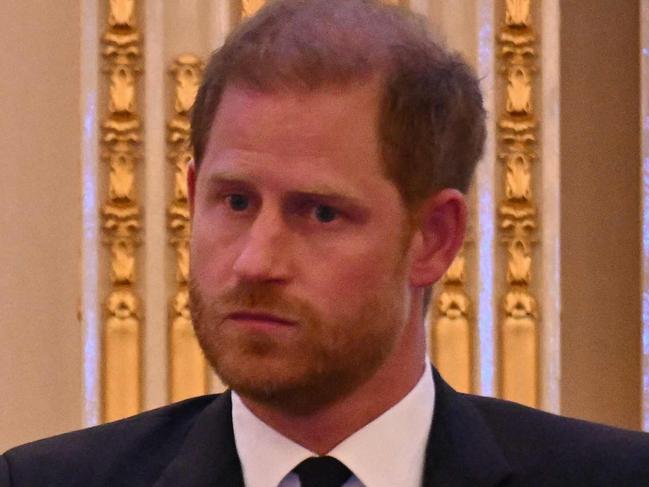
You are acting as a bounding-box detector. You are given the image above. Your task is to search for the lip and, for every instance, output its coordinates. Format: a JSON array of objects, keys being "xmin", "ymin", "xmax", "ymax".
[{"xmin": 226, "ymin": 311, "xmax": 297, "ymax": 327}]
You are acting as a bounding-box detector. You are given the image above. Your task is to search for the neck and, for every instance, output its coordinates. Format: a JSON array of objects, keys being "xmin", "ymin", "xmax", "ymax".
[{"xmin": 239, "ymin": 295, "xmax": 426, "ymax": 454}]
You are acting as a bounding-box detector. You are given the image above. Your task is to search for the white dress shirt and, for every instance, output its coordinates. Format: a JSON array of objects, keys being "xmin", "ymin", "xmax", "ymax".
[{"xmin": 232, "ymin": 361, "xmax": 435, "ymax": 487}]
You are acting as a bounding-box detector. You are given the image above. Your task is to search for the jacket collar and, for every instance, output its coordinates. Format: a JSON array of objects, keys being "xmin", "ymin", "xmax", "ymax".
[
  {"xmin": 423, "ymin": 369, "xmax": 512, "ymax": 486},
  {"xmin": 154, "ymin": 369, "xmax": 512, "ymax": 487},
  {"xmin": 154, "ymin": 391, "xmax": 244, "ymax": 487}
]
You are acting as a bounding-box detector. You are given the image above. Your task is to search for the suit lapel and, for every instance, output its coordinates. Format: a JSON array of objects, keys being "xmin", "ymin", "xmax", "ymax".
[
  {"xmin": 154, "ymin": 391, "xmax": 244, "ymax": 487},
  {"xmin": 154, "ymin": 371, "xmax": 512, "ymax": 487},
  {"xmin": 423, "ymin": 369, "xmax": 512, "ymax": 487}
]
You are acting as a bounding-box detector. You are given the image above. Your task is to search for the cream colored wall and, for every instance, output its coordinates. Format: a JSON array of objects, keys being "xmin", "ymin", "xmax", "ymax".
[
  {"xmin": 560, "ymin": 0, "xmax": 641, "ymax": 430},
  {"xmin": 0, "ymin": 0, "xmax": 83, "ymax": 451}
]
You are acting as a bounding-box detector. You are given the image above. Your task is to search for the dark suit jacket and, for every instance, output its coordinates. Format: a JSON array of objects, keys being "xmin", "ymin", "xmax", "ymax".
[{"xmin": 2, "ymin": 369, "xmax": 649, "ymax": 486}]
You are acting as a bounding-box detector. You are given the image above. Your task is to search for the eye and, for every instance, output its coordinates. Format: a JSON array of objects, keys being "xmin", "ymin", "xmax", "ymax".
[
  {"xmin": 313, "ymin": 204, "xmax": 338, "ymax": 223},
  {"xmin": 226, "ymin": 194, "xmax": 249, "ymax": 211}
]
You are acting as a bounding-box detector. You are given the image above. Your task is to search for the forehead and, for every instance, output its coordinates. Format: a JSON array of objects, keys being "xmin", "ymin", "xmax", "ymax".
[
  {"xmin": 200, "ymin": 80, "xmax": 391, "ymax": 192},
  {"xmin": 212, "ymin": 80, "xmax": 381, "ymax": 149}
]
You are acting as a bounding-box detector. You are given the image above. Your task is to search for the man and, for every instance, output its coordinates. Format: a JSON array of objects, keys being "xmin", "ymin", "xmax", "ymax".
[{"xmin": 2, "ymin": 1, "xmax": 649, "ymax": 486}]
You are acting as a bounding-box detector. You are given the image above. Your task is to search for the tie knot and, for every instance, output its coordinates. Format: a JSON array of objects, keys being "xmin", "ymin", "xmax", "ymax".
[{"xmin": 293, "ymin": 456, "xmax": 353, "ymax": 487}]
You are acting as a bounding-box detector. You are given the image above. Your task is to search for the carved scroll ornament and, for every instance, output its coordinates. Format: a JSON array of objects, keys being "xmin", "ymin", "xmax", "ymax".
[
  {"xmin": 431, "ymin": 247, "xmax": 472, "ymax": 393},
  {"xmin": 498, "ymin": 0, "xmax": 539, "ymax": 407},
  {"xmin": 168, "ymin": 55, "xmax": 208, "ymax": 401},
  {"xmin": 101, "ymin": 0, "xmax": 142, "ymax": 422}
]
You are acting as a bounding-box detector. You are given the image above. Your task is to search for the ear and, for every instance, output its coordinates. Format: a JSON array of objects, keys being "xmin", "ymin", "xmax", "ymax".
[
  {"xmin": 187, "ymin": 159, "xmax": 197, "ymax": 218},
  {"xmin": 408, "ymin": 189, "xmax": 467, "ymax": 287}
]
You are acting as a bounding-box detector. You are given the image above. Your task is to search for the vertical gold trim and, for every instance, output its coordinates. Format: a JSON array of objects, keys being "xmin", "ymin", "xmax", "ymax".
[
  {"xmin": 168, "ymin": 55, "xmax": 208, "ymax": 402},
  {"xmin": 641, "ymin": 0, "xmax": 649, "ymax": 431},
  {"xmin": 497, "ymin": 0, "xmax": 538, "ymax": 407},
  {"xmin": 241, "ymin": 0, "xmax": 266, "ymax": 18},
  {"xmin": 240, "ymin": 0, "xmax": 408, "ymax": 20},
  {"xmin": 81, "ymin": 0, "xmax": 102, "ymax": 427},
  {"xmin": 101, "ymin": 0, "xmax": 143, "ymax": 422},
  {"xmin": 430, "ymin": 247, "xmax": 473, "ymax": 393},
  {"xmin": 538, "ymin": 0, "xmax": 561, "ymax": 413},
  {"xmin": 474, "ymin": 0, "xmax": 497, "ymax": 397}
]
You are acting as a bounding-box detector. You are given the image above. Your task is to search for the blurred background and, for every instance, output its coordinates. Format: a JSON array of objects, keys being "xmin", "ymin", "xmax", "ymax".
[{"xmin": 1, "ymin": 0, "xmax": 647, "ymax": 452}]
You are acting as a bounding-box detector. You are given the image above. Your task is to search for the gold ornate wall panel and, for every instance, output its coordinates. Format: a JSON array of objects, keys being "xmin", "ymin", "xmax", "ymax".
[
  {"xmin": 497, "ymin": 0, "xmax": 538, "ymax": 408},
  {"xmin": 241, "ymin": 0, "xmax": 266, "ymax": 18},
  {"xmin": 168, "ymin": 55, "xmax": 209, "ymax": 402},
  {"xmin": 643, "ymin": 0, "xmax": 649, "ymax": 432},
  {"xmin": 241, "ymin": 0, "xmax": 407, "ymax": 18},
  {"xmin": 101, "ymin": 0, "xmax": 143, "ymax": 422},
  {"xmin": 430, "ymin": 247, "xmax": 473, "ymax": 393},
  {"xmin": 90, "ymin": 0, "xmax": 540, "ymax": 417}
]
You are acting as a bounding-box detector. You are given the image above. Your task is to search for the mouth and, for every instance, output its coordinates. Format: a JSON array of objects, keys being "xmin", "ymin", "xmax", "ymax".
[{"xmin": 226, "ymin": 311, "xmax": 297, "ymax": 329}]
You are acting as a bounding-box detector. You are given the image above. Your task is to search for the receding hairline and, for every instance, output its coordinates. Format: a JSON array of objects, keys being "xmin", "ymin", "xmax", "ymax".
[
  {"xmin": 190, "ymin": 0, "xmax": 485, "ymax": 208},
  {"xmin": 198, "ymin": 75, "xmax": 388, "ymax": 177},
  {"xmin": 196, "ymin": 71, "xmax": 391, "ymax": 171},
  {"xmin": 191, "ymin": 0, "xmax": 438, "ymax": 166}
]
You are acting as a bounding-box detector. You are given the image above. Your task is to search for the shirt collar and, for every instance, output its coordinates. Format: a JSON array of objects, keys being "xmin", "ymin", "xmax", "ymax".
[{"xmin": 232, "ymin": 361, "xmax": 435, "ymax": 487}]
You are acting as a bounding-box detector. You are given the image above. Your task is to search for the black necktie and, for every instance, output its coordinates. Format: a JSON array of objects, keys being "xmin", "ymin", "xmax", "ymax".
[{"xmin": 293, "ymin": 456, "xmax": 353, "ymax": 487}]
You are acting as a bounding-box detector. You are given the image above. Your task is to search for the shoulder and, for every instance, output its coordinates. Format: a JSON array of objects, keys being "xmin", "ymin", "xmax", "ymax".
[
  {"xmin": 1, "ymin": 394, "xmax": 223, "ymax": 487},
  {"xmin": 464, "ymin": 392, "xmax": 649, "ymax": 484}
]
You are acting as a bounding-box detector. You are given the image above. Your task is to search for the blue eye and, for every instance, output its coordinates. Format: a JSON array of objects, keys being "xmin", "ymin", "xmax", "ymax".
[
  {"xmin": 314, "ymin": 205, "xmax": 338, "ymax": 223},
  {"xmin": 226, "ymin": 194, "xmax": 249, "ymax": 211}
]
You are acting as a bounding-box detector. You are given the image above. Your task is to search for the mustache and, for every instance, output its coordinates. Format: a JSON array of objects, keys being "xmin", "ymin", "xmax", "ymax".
[{"xmin": 190, "ymin": 281, "xmax": 319, "ymax": 325}]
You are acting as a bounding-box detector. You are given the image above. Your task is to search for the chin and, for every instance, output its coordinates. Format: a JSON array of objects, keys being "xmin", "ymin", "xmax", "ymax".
[{"xmin": 203, "ymin": 340, "xmax": 379, "ymax": 415}]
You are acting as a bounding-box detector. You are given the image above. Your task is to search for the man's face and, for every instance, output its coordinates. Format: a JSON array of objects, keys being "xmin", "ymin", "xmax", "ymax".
[{"xmin": 189, "ymin": 81, "xmax": 417, "ymax": 413}]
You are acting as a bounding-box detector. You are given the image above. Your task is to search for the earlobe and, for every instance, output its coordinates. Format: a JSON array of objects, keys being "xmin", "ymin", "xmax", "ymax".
[
  {"xmin": 187, "ymin": 159, "xmax": 196, "ymax": 218},
  {"xmin": 409, "ymin": 189, "xmax": 467, "ymax": 287}
]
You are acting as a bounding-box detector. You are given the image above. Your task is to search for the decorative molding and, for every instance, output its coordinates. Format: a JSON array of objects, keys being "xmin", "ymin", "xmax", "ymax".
[
  {"xmin": 474, "ymin": 0, "xmax": 497, "ymax": 398},
  {"xmin": 81, "ymin": 0, "xmax": 102, "ymax": 427},
  {"xmin": 539, "ymin": 0, "xmax": 561, "ymax": 414},
  {"xmin": 431, "ymin": 247, "xmax": 472, "ymax": 393},
  {"xmin": 240, "ymin": 0, "xmax": 407, "ymax": 17},
  {"xmin": 241, "ymin": 0, "xmax": 266, "ymax": 18},
  {"xmin": 168, "ymin": 54, "xmax": 208, "ymax": 402},
  {"xmin": 101, "ymin": 0, "xmax": 143, "ymax": 422},
  {"xmin": 143, "ymin": 0, "xmax": 168, "ymax": 411},
  {"xmin": 641, "ymin": 0, "xmax": 649, "ymax": 431},
  {"xmin": 497, "ymin": 0, "xmax": 538, "ymax": 407}
]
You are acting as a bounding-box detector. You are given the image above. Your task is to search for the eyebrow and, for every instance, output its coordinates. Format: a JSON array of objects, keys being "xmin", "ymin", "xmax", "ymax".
[{"xmin": 204, "ymin": 173, "xmax": 369, "ymax": 209}]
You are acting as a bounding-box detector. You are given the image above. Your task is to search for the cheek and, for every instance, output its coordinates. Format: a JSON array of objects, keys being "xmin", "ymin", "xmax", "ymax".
[
  {"xmin": 190, "ymin": 222, "xmax": 237, "ymax": 281},
  {"xmin": 306, "ymin": 249, "xmax": 404, "ymax": 310}
]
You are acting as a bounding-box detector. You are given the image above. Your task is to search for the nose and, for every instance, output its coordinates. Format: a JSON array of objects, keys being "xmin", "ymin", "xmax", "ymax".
[{"xmin": 232, "ymin": 207, "xmax": 291, "ymax": 283}]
